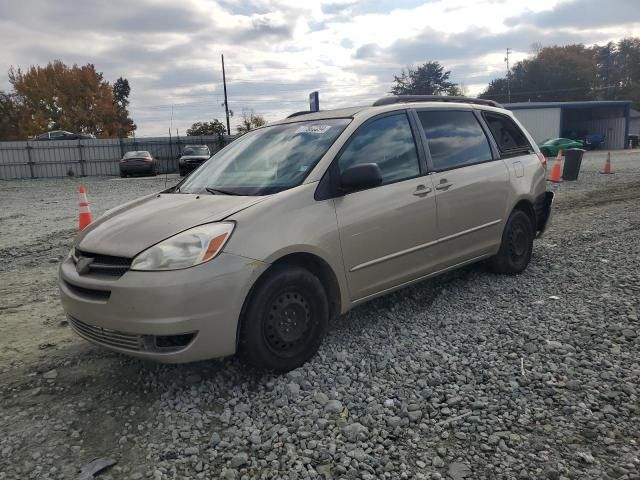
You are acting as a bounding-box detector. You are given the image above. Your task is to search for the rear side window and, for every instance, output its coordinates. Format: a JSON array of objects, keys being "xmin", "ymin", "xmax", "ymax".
[
  {"xmin": 338, "ymin": 113, "xmax": 420, "ymax": 185},
  {"xmin": 482, "ymin": 112, "xmax": 532, "ymax": 156},
  {"xmin": 417, "ymin": 110, "xmax": 492, "ymax": 171}
]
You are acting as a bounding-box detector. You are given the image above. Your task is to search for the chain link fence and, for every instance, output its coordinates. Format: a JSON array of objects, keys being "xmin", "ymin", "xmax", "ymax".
[{"xmin": 0, "ymin": 134, "xmax": 235, "ymax": 180}]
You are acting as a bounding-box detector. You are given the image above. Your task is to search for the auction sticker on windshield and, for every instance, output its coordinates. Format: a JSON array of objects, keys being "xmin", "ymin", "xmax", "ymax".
[{"xmin": 295, "ymin": 124, "xmax": 332, "ymax": 134}]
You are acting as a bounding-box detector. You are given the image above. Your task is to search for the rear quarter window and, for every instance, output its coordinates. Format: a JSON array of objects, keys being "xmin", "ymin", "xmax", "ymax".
[{"xmin": 482, "ymin": 112, "xmax": 532, "ymax": 157}]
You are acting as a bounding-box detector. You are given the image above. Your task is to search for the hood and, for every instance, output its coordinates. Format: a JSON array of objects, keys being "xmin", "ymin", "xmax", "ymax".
[
  {"xmin": 180, "ymin": 155, "xmax": 210, "ymax": 161},
  {"xmin": 77, "ymin": 193, "xmax": 266, "ymax": 258}
]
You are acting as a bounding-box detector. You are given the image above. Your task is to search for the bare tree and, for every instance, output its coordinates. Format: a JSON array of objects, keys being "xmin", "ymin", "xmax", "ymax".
[{"xmin": 237, "ymin": 109, "xmax": 267, "ymax": 134}]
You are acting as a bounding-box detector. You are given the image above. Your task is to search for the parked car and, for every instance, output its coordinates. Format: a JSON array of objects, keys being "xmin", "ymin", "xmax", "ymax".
[
  {"xmin": 119, "ymin": 151, "xmax": 158, "ymax": 177},
  {"xmin": 59, "ymin": 95, "xmax": 553, "ymax": 372},
  {"xmin": 583, "ymin": 132, "xmax": 605, "ymax": 150},
  {"xmin": 538, "ymin": 138, "xmax": 583, "ymax": 157},
  {"xmin": 35, "ymin": 130, "xmax": 95, "ymax": 140},
  {"xmin": 178, "ymin": 145, "xmax": 211, "ymax": 176}
]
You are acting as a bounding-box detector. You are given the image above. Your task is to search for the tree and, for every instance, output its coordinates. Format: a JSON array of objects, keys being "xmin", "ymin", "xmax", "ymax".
[
  {"xmin": 111, "ymin": 77, "xmax": 136, "ymax": 137},
  {"xmin": 480, "ymin": 45, "xmax": 597, "ymax": 103},
  {"xmin": 480, "ymin": 39, "xmax": 640, "ymax": 109},
  {"xmin": 0, "ymin": 92, "xmax": 27, "ymax": 141},
  {"xmin": 391, "ymin": 61, "xmax": 461, "ymax": 96},
  {"xmin": 5, "ymin": 60, "xmax": 136, "ymax": 139},
  {"xmin": 236, "ymin": 109, "xmax": 266, "ymax": 134},
  {"xmin": 113, "ymin": 77, "xmax": 131, "ymax": 108},
  {"xmin": 187, "ymin": 119, "xmax": 227, "ymax": 136},
  {"xmin": 614, "ymin": 37, "xmax": 640, "ymax": 108}
]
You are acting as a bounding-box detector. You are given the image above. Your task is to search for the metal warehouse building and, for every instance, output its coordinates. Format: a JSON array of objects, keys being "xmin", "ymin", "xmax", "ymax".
[{"xmin": 505, "ymin": 100, "xmax": 632, "ymax": 150}]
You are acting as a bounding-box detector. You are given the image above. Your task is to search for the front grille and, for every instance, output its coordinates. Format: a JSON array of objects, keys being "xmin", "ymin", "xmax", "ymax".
[
  {"xmin": 69, "ymin": 316, "xmax": 142, "ymax": 351},
  {"xmin": 74, "ymin": 249, "xmax": 132, "ymax": 277}
]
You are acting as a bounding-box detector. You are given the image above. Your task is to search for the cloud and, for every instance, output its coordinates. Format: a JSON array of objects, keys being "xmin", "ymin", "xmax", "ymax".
[
  {"xmin": 506, "ymin": 0, "xmax": 640, "ymax": 29},
  {"xmin": 1, "ymin": 0, "xmax": 208, "ymax": 34},
  {"xmin": 1, "ymin": 0, "xmax": 639, "ymax": 135},
  {"xmin": 388, "ymin": 26, "xmax": 603, "ymax": 65},
  {"xmin": 354, "ymin": 44, "xmax": 380, "ymax": 59}
]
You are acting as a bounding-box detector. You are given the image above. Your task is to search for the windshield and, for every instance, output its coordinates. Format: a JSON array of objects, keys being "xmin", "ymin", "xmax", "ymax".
[
  {"xmin": 178, "ymin": 118, "xmax": 350, "ymax": 196},
  {"xmin": 183, "ymin": 146, "xmax": 210, "ymax": 156}
]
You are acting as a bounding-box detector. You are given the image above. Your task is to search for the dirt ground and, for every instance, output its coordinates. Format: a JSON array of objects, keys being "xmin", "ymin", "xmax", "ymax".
[{"xmin": 1, "ymin": 150, "xmax": 639, "ymax": 480}]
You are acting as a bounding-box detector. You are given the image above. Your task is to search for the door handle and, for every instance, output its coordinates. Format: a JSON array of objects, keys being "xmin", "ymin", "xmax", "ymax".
[
  {"xmin": 435, "ymin": 180, "xmax": 453, "ymax": 191},
  {"xmin": 413, "ymin": 185, "xmax": 432, "ymax": 197}
]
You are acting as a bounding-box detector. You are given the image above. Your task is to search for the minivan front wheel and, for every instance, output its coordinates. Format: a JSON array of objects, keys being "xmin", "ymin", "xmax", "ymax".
[
  {"xmin": 239, "ymin": 266, "xmax": 328, "ymax": 372},
  {"xmin": 489, "ymin": 210, "xmax": 534, "ymax": 275}
]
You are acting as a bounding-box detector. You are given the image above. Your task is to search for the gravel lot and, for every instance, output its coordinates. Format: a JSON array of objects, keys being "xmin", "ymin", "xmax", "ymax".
[{"xmin": 1, "ymin": 151, "xmax": 639, "ymax": 480}]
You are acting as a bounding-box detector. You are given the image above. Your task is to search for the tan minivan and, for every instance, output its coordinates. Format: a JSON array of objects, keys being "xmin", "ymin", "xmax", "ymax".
[{"xmin": 59, "ymin": 96, "xmax": 553, "ymax": 371}]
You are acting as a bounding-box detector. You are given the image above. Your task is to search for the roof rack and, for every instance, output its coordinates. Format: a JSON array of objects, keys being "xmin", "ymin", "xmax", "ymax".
[
  {"xmin": 372, "ymin": 95, "xmax": 502, "ymax": 108},
  {"xmin": 286, "ymin": 111, "xmax": 314, "ymax": 118}
]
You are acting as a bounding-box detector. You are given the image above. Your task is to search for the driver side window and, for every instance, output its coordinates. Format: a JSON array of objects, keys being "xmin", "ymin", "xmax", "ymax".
[{"xmin": 338, "ymin": 113, "xmax": 420, "ymax": 185}]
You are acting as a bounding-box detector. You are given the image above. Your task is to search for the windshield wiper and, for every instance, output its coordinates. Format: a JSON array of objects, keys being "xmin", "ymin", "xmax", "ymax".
[{"xmin": 205, "ymin": 187, "xmax": 244, "ymax": 196}]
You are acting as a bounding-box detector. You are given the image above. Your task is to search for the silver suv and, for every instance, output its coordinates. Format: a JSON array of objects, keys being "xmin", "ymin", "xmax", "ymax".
[{"xmin": 59, "ymin": 96, "xmax": 553, "ymax": 371}]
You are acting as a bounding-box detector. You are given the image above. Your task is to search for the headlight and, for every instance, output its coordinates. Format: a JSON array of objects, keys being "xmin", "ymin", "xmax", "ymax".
[{"xmin": 130, "ymin": 222, "xmax": 234, "ymax": 271}]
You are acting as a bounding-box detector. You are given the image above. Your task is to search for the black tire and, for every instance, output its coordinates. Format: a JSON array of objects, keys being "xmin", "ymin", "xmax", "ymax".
[
  {"xmin": 489, "ymin": 210, "xmax": 534, "ymax": 275},
  {"xmin": 239, "ymin": 265, "xmax": 329, "ymax": 372},
  {"xmin": 119, "ymin": 172, "xmax": 126, "ymax": 178},
  {"xmin": 179, "ymin": 169, "xmax": 186, "ymax": 177}
]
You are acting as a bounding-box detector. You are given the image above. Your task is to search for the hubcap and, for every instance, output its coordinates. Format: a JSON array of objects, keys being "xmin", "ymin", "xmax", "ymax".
[
  {"xmin": 510, "ymin": 223, "xmax": 528, "ymax": 261},
  {"xmin": 264, "ymin": 291, "xmax": 311, "ymax": 355}
]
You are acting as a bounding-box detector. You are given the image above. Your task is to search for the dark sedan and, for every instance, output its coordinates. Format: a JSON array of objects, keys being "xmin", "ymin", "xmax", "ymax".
[
  {"xmin": 178, "ymin": 145, "xmax": 211, "ymax": 176},
  {"xmin": 119, "ymin": 151, "xmax": 158, "ymax": 177}
]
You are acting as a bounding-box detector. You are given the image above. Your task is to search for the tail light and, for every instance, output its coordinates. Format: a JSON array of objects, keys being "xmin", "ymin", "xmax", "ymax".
[
  {"xmin": 119, "ymin": 159, "xmax": 127, "ymax": 163},
  {"xmin": 143, "ymin": 158, "xmax": 153, "ymax": 163},
  {"xmin": 537, "ymin": 152, "xmax": 547, "ymax": 170}
]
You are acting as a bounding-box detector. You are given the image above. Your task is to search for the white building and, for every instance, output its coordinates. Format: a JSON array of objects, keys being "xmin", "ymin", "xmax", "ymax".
[{"xmin": 505, "ymin": 101, "xmax": 632, "ymax": 150}]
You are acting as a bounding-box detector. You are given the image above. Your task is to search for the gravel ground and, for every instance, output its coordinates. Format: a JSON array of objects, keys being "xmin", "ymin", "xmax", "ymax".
[{"xmin": 1, "ymin": 151, "xmax": 639, "ymax": 480}]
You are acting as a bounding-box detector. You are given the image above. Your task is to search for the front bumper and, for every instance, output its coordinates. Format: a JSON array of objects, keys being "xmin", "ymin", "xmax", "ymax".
[
  {"xmin": 120, "ymin": 163, "xmax": 154, "ymax": 174},
  {"xmin": 179, "ymin": 162, "xmax": 205, "ymax": 173},
  {"xmin": 535, "ymin": 191, "xmax": 554, "ymax": 238},
  {"xmin": 58, "ymin": 252, "xmax": 269, "ymax": 363}
]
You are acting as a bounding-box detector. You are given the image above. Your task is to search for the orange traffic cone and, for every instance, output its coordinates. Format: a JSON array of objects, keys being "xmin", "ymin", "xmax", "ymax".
[
  {"xmin": 600, "ymin": 152, "xmax": 613, "ymax": 174},
  {"xmin": 78, "ymin": 185, "xmax": 93, "ymax": 230},
  {"xmin": 547, "ymin": 150, "xmax": 563, "ymax": 183}
]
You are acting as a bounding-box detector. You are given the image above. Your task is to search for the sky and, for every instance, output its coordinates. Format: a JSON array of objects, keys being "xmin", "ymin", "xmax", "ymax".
[{"xmin": 0, "ymin": 0, "xmax": 639, "ymax": 136}]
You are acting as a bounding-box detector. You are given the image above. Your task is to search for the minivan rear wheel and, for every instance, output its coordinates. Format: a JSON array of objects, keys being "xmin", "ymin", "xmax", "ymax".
[
  {"xmin": 239, "ymin": 266, "xmax": 328, "ymax": 372},
  {"xmin": 489, "ymin": 209, "xmax": 534, "ymax": 275}
]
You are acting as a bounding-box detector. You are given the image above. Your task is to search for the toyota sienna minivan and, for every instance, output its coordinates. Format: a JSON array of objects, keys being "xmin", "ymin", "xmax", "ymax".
[{"xmin": 59, "ymin": 95, "xmax": 553, "ymax": 372}]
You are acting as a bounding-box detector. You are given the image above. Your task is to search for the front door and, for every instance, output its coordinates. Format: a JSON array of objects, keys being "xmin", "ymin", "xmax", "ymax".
[
  {"xmin": 415, "ymin": 109, "xmax": 510, "ymax": 268},
  {"xmin": 333, "ymin": 112, "xmax": 439, "ymax": 301}
]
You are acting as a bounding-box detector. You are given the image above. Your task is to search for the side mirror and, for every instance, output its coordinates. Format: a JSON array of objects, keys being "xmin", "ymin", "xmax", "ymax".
[{"xmin": 339, "ymin": 163, "xmax": 383, "ymax": 192}]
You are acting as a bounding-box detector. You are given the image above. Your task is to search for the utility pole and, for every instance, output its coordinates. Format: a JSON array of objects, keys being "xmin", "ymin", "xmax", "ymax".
[
  {"xmin": 221, "ymin": 54, "xmax": 231, "ymax": 135},
  {"xmin": 505, "ymin": 48, "xmax": 512, "ymax": 103}
]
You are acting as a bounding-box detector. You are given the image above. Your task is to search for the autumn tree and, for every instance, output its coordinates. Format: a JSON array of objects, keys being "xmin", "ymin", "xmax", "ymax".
[
  {"xmin": 480, "ymin": 39, "xmax": 640, "ymax": 108},
  {"xmin": 5, "ymin": 61, "xmax": 136, "ymax": 139},
  {"xmin": 0, "ymin": 92, "xmax": 26, "ymax": 141},
  {"xmin": 481, "ymin": 45, "xmax": 597, "ymax": 103},
  {"xmin": 391, "ymin": 61, "xmax": 461, "ymax": 96},
  {"xmin": 236, "ymin": 109, "xmax": 266, "ymax": 134},
  {"xmin": 187, "ymin": 119, "xmax": 227, "ymax": 136}
]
